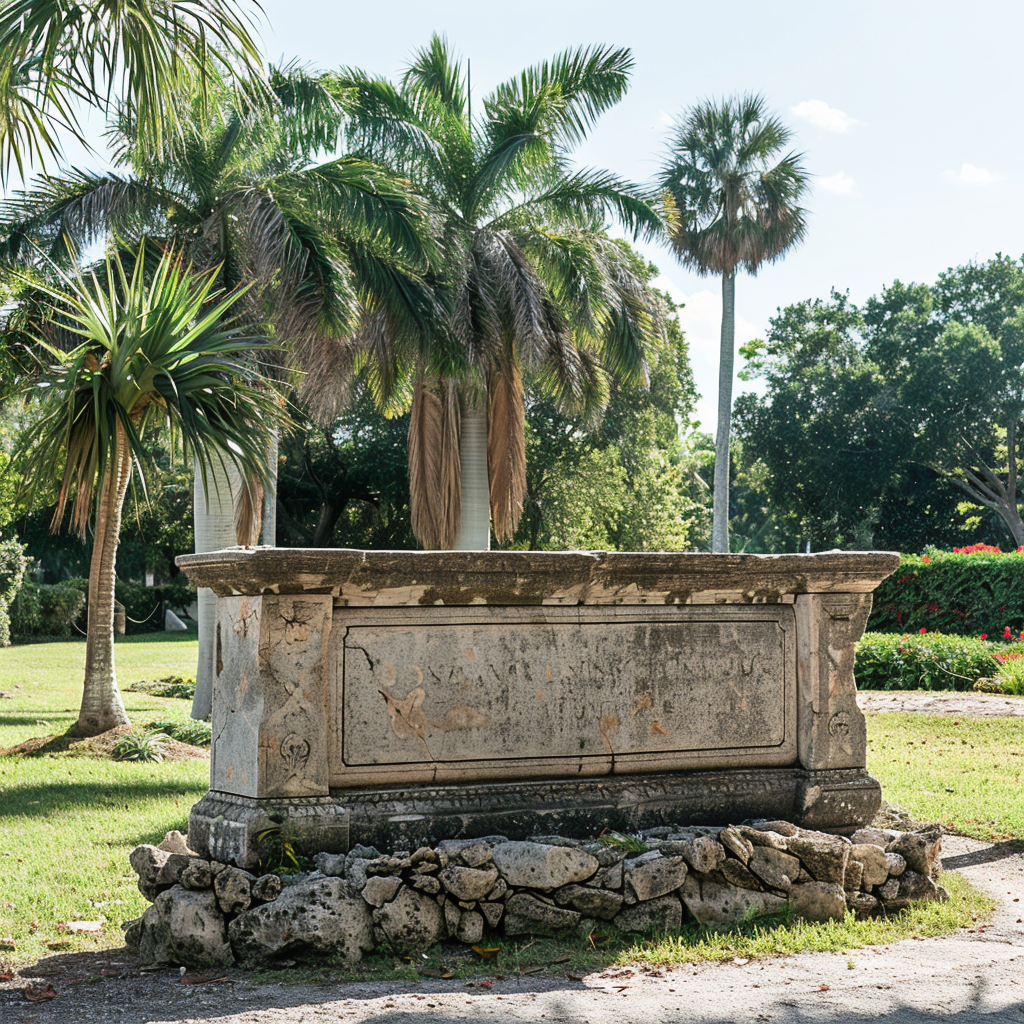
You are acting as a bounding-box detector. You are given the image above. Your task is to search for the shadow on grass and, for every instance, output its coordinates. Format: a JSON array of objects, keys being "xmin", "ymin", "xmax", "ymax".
[{"xmin": 0, "ymin": 778, "xmax": 206, "ymax": 820}]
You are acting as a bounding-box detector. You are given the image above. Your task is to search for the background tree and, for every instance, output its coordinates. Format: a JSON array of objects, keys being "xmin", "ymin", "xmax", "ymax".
[
  {"xmin": 8, "ymin": 246, "xmax": 277, "ymax": 735},
  {"xmin": 330, "ymin": 36, "xmax": 664, "ymax": 550},
  {"xmin": 659, "ymin": 93, "xmax": 808, "ymax": 553}
]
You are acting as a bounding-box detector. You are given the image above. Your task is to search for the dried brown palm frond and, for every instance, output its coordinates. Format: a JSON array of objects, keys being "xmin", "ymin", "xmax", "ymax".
[
  {"xmin": 233, "ymin": 473, "xmax": 265, "ymax": 546},
  {"xmin": 487, "ymin": 360, "xmax": 526, "ymax": 544},
  {"xmin": 408, "ymin": 376, "xmax": 462, "ymax": 549}
]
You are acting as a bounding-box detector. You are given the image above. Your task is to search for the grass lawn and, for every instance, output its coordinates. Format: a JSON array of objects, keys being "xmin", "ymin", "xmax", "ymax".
[
  {"xmin": 866, "ymin": 711, "xmax": 1024, "ymax": 841},
  {"xmin": 0, "ymin": 640, "xmax": 1007, "ymax": 972}
]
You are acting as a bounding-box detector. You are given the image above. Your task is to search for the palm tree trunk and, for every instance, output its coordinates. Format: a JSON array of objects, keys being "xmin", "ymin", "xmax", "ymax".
[
  {"xmin": 191, "ymin": 457, "xmax": 242, "ymax": 721},
  {"xmin": 711, "ymin": 270, "xmax": 736, "ymax": 554},
  {"xmin": 455, "ymin": 390, "xmax": 491, "ymax": 550},
  {"xmin": 77, "ymin": 427, "xmax": 133, "ymax": 737}
]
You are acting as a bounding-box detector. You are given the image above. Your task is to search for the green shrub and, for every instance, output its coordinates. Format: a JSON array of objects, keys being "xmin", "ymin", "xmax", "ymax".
[
  {"xmin": 854, "ymin": 631, "xmax": 1024, "ymax": 691},
  {"xmin": 0, "ymin": 537, "xmax": 29, "ymax": 646},
  {"xmin": 974, "ymin": 652, "xmax": 1024, "ymax": 696},
  {"xmin": 9, "ymin": 576, "xmax": 87, "ymax": 638},
  {"xmin": 869, "ymin": 550, "xmax": 1024, "ymax": 637},
  {"xmin": 127, "ymin": 675, "xmax": 196, "ymax": 699},
  {"xmin": 111, "ymin": 729, "xmax": 170, "ymax": 762},
  {"xmin": 146, "ymin": 716, "xmax": 211, "ymax": 746}
]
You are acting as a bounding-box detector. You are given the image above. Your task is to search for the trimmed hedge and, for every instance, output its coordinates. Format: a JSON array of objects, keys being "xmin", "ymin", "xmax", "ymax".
[
  {"xmin": 0, "ymin": 537, "xmax": 29, "ymax": 646},
  {"xmin": 115, "ymin": 577, "xmax": 194, "ymax": 632},
  {"xmin": 868, "ymin": 550, "xmax": 1024, "ymax": 637},
  {"xmin": 854, "ymin": 631, "xmax": 1024, "ymax": 691},
  {"xmin": 9, "ymin": 577, "xmax": 88, "ymax": 638}
]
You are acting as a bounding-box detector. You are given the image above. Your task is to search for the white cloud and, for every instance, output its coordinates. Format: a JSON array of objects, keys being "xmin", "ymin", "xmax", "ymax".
[
  {"xmin": 791, "ymin": 99, "xmax": 864, "ymax": 133},
  {"xmin": 944, "ymin": 163, "xmax": 1003, "ymax": 186},
  {"xmin": 817, "ymin": 171, "xmax": 858, "ymax": 196},
  {"xmin": 653, "ymin": 277, "xmax": 764, "ymax": 436}
]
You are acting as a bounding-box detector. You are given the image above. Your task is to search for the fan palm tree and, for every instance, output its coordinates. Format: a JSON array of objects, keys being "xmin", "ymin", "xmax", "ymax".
[
  {"xmin": 9, "ymin": 244, "xmax": 278, "ymax": 736},
  {"xmin": 0, "ymin": 0, "xmax": 265, "ymax": 182},
  {"xmin": 658, "ymin": 94, "xmax": 809, "ymax": 553},
  {"xmin": 329, "ymin": 36, "xmax": 665, "ymax": 549},
  {"xmin": 0, "ymin": 65, "xmax": 438, "ymax": 717}
]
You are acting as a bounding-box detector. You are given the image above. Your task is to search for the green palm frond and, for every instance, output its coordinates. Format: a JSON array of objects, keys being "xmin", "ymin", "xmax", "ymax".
[
  {"xmin": 402, "ymin": 34, "xmax": 467, "ymax": 119},
  {"xmin": 10, "ymin": 243, "xmax": 280, "ymax": 536},
  {"xmin": 0, "ymin": 0, "xmax": 268, "ymax": 181}
]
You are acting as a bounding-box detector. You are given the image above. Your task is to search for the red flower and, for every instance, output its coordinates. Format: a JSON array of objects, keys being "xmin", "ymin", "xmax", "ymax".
[
  {"xmin": 1005, "ymin": 627, "xmax": 1013, "ymax": 640},
  {"xmin": 922, "ymin": 556, "xmax": 931, "ymax": 563},
  {"xmin": 980, "ymin": 634, "xmax": 988, "ymax": 640},
  {"xmin": 919, "ymin": 628, "xmax": 927, "ymax": 634}
]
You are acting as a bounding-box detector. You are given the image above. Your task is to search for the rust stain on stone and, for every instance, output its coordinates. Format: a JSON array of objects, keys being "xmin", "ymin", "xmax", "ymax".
[
  {"xmin": 600, "ymin": 713, "xmax": 619, "ymax": 756},
  {"xmin": 464, "ymin": 647, "xmax": 476, "ymax": 661},
  {"xmin": 651, "ymin": 721, "xmax": 669, "ymax": 736},
  {"xmin": 379, "ymin": 686, "xmax": 489, "ymax": 759},
  {"xmin": 536, "ymin": 689, "xmax": 545, "ymax": 701},
  {"xmin": 632, "ymin": 695, "xmax": 652, "ymax": 717}
]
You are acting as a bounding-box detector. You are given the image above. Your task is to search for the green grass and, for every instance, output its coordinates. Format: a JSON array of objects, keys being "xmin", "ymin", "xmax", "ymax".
[
  {"xmin": 866, "ymin": 712, "xmax": 1024, "ymax": 841},
  {"xmin": 0, "ymin": 632, "xmax": 207, "ymax": 964},
  {"xmin": 0, "ymin": 636, "xmax": 1008, "ymax": 972}
]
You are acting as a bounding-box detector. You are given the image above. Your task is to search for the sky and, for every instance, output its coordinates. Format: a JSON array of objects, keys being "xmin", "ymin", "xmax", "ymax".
[{"xmin": 49, "ymin": 0, "xmax": 1024, "ymax": 432}]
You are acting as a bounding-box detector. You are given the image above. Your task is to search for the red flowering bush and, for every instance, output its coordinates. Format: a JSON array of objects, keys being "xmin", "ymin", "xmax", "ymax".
[{"xmin": 870, "ymin": 548, "xmax": 1024, "ymax": 637}]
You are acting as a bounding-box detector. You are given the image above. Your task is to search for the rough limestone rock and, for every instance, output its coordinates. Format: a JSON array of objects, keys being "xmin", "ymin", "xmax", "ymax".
[
  {"xmin": 718, "ymin": 827, "xmax": 753, "ymax": 865},
  {"xmin": 587, "ymin": 861, "xmax": 624, "ymax": 890},
  {"xmin": 747, "ymin": 847, "xmax": 801, "ymax": 891},
  {"xmin": 844, "ymin": 859, "xmax": 864, "ymax": 892},
  {"xmin": 736, "ymin": 826, "xmax": 788, "ymax": 851},
  {"xmin": 589, "ymin": 844, "xmax": 629, "ymax": 869},
  {"xmin": 851, "ymin": 827, "xmax": 895, "ymax": 848},
  {"xmin": 229, "ymin": 878, "xmax": 373, "ymax": 964},
  {"xmin": 721, "ymin": 857, "xmax": 764, "ymax": 891},
  {"xmin": 680, "ymin": 874, "xmax": 786, "ymax": 927},
  {"xmin": 122, "ymin": 915, "xmax": 143, "ymax": 951},
  {"xmin": 439, "ymin": 864, "xmax": 499, "ymax": 901},
  {"xmin": 158, "ymin": 831, "xmax": 196, "ymax": 856},
  {"xmin": 744, "ymin": 819, "xmax": 799, "ymax": 838},
  {"xmin": 788, "ymin": 881, "xmax": 847, "ymax": 923},
  {"xmin": 504, "ymin": 893, "xmax": 581, "ymax": 936},
  {"xmin": 878, "ymin": 877, "xmax": 900, "ymax": 902},
  {"xmin": 129, "ymin": 845, "xmax": 184, "ymax": 900},
  {"xmin": 361, "ymin": 875, "xmax": 403, "ymax": 907},
  {"xmin": 850, "ymin": 844, "xmax": 889, "ymax": 888},
  {"xmin": 885, "ymin": 852, "xmax": 907, "ymax": 877},
  {"xmin": 455, "ymin": 909, "xmax": 484, "ymax": 944},
  {"xmin": 480, "ymin": 901, "xmax": 504, "ymax": 928},
  {"xmin": 410, "ymin": 874, "xmax": 441, "ymax": 895},
  {"xmin": 676, "ymin": 836, "xmax": 726, "ymax": 875},
  {"xmin": 784, "ymin": 832, "xmax": 850, "ymax": 884},
  {"xmin": 887, "ymin": 831, "xmax": 942, "ymax": 877},
  {"xmin": 138, "ymin": 886, "xmax": 232, "ymax": 967},
  {"xmin": 373, "ymin": 886, "xmax": 444, "ymax": 954},
  {"xmin": 442, "ymin": 898, "xmax": 461, "ymax": 936},
  {"xmin": 883, "ymin": 870, "xmax": 948, "ymax": 910},
  {"xmin": 437, "ymin": 838, "xmax": 502, "ymax": 868},
  {"xmin": 613, "ymin": 895, "xmax": 683, "ymax": 935},
  {"xmin": 179, "ymin": 859, "xmax": 214, "ymax": 891},
  {"xmin": 492, "ymin": 842, "xmax": 597, "ymax": 889},
  {"xmin": 314, "ymin": 852, "xmax": 347, "ymax": 878},
  {"xmin": 214, "ymin": 866, "xmax": 255, "ymax": 915},
  {"xmin": 847, "ymin": 892, "xmax": 879, "ymax": 919},
  {"xmin": 624, "ymin": 852, "xmax": 688, "ymax": 901},
  {"xmin": 251, "ymin": 874, "xmax": 282, "ymax": 903},
  {"xmin": 554, "ymin": 884, "xmax": 623, "ymax": 920}
]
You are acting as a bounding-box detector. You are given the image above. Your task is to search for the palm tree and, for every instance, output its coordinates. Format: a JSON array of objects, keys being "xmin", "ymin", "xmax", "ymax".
[
  {"xmin": 330, "ymin": 36, "xmax": 665, "ymax": 549},
  {"xmin": 0, "ymin": 65, "xmax": 438, "ymax": 717},
  {"xmin": 658, "ymin": 94, "xmax": 809, "ymax": 553},
  {"xmin": 9, "ymin": 244, "xmax": 278, "ymax": 736},
  {"xmin": 0, "ymin": 0, "xmax": 265, "ymax": 182}
]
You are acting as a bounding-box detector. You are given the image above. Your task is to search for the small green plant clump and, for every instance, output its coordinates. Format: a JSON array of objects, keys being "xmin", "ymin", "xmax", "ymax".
[
  {"xmin": 128, "ymin": 675, "xmax": 196, "ymax": 700},
  {"xmin": 855, "ymin": 631, "xmax": 1024, "ymax": 691},
  {"xmin": 111, "ymin": 729, "xmax": 170, "ymax": 762},
  {"xmin": 975, "ymin": 651, "xmax": 1024, "ymax": 695},
  {"xmin": 257, "ymin": 812, "xmax": 310, "ymax": 875},
  {"xmin": 146, "ymin": 716, "xmax": 211, "ymax": 746}
]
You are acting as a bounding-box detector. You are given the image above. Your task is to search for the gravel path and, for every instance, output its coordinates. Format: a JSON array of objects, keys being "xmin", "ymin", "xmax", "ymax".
[
  {"xmin": 2, "ymin": 834, "xmax": 1022, "ymax": 1024},
  {"xmin": 858, "ymin": 690, "xmax": 1024, "ymax": 718}
]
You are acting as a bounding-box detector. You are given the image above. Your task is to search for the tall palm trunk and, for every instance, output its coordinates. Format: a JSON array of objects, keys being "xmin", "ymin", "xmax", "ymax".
[
  {"xmin": 77, "ymin": 426, "xmax": 133, "ymax": 736},
  {"xmin": 455, "ymin": 390, "xmax": 491, "ymax": 550},
  {"xmin": 191, "ymin": 457, "xmax": 242, "ymax": 721},
  {"xmin": 712, "ymin": 270, "xmax": 736, "ymax": 554}
]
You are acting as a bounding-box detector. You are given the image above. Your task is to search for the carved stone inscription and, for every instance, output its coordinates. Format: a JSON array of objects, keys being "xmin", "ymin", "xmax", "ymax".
[{"xmin": 340, "ymin": 615, "xmax": 791, "ymax": 768}]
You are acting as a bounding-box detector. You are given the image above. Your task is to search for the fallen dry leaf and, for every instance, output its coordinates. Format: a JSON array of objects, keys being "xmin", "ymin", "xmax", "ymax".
[
  {"xmin": 45, "ymin": 941, "xmax": 71, "ymax": 951},
  {"xmin": 551, "ymin": 955, "xmax": 572, "ymax": 964},
  {"xmin": 471, "ymin": 945, "xmax": 500, "ymax": 958},
  {"xmin": 23, "ymin": 982, "xmax": 57, "ymax": 1001},
  {"xmin": 819, "ymin": 985, "xmax": 830, "ymax": 992}
]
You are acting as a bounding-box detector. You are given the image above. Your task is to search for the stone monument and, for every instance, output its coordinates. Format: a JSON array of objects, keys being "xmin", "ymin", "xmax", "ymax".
[{"xmin": 176, "ymin": 548, "xmax": 898, "ymax": 868}]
